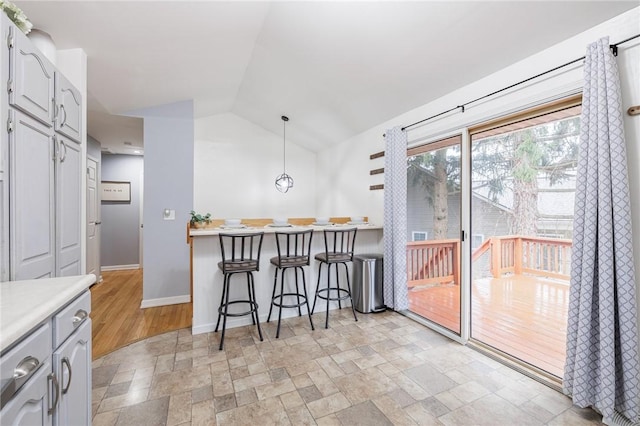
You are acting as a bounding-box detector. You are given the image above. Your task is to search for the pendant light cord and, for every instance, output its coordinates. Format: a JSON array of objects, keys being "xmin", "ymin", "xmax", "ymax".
[{"xmin": 283, "ymin": 118, "xmax": 286, "ymax": 173}]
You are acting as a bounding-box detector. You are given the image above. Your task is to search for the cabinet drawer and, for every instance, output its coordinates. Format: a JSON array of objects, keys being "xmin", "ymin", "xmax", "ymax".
[
  {"xmin": 52, "ymin": 291, "xmax": 90, "ymax": 348},
  {"xmin": 0, "ymin": 359, "xmax": 51, "ymax": 425},
  {"xmin": 1, "ymin": 322, "xmax": 51, "ymax": 409}
]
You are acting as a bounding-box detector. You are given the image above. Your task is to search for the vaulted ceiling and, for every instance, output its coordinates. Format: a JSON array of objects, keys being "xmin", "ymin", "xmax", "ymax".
[{"xmin": 16, "ymin": 1, "xmax": 638, "ymax": 154}]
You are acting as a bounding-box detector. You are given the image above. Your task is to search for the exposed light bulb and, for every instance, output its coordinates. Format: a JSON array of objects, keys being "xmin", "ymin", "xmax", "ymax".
[{"xmin": 275, "ymin": 173, "xmax": 294, "ymax": 193}]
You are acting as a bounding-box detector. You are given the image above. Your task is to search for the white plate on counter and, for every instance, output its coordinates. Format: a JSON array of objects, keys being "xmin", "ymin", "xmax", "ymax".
[
  {"xmin": 267, "ymin": 223, "xmax": 292, "ymax": 228},
  {"xmin": 312, "ymin": 222, "xmax": 334, "ymax": 226},
  {"xmin": 220, "ymin": 224, "xmax": 247, "ymax": 229}
]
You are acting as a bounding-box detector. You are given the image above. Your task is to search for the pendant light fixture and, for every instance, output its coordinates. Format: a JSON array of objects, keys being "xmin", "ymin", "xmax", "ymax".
[{"xmin": 275, "ymin": 115, "xmax": 294, "ymax": 193}]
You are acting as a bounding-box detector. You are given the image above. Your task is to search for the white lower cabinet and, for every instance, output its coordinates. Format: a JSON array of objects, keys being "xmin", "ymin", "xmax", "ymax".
[
  {"xmin": 0, "ymin": 289, "xmax": 91, "ymax": 426},
  {"xmin": 53, "ymin": 321, "xmax": 91, "ymax": 426},
  {"xmin": 0, "ymin": 361, "xmax": 52, "ymax": 426}
]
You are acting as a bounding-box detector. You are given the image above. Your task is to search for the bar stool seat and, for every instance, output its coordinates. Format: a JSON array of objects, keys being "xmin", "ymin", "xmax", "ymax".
[
  {"xmin": 215, "ymin": 232, "xmax": 264, "ymax": 350},
  {"xmin": 268, "ymin": 230, "xmax": 314, "ymax": 338},
  {"xmin": 314, "ymin": 253, "xmax": 353, "ymax": 263},
  {"xmin": 312, "ymin": 228, "xmax": 358, "ymax": 328}
]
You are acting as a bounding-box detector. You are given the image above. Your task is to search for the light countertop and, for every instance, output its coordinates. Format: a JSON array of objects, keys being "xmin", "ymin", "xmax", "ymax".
[
  {"xmin": 0, "ymin": 274, "xmax": 96, "ymax": 353},
  {"xmin": 190, "ymin": 222, "xmax": 383, "ymax": 237}
]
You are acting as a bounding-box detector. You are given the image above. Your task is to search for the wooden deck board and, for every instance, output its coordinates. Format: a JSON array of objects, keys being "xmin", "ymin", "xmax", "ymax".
[{"xmin": 408, "ymin": 274, "xmax": 568, "ymax": 378}]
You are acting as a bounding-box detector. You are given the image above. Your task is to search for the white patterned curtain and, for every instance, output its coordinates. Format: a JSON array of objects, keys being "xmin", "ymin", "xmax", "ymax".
[
  {"xmin": 383, "ymin": 127, "xmax": 408, "ymax": 310},
  {"xmin": 564, "ymin": 37, "xmax": 639, "ymax": 421}
]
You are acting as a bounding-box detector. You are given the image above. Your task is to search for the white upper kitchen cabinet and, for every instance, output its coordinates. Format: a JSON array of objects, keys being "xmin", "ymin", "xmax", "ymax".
[
  {"xmin": 55, "ymin": 135, "xmax": 81, "ymax": 277},
  {"xmin": 3, "ymin": 14, "xmax": 84, "ymax": 281},
  {"xmin": 8, "ymin": 25, "xmax": 55, "ymax": 127},
  {"xmin": 9, "ymin": 110, "xmax": 55, "ymax": 280},
  {"xmin": 54, "ymin": 73, "xmax": 82, "ymax": 143}
]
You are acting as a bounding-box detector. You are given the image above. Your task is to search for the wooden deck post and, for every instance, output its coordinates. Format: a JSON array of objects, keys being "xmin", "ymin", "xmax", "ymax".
[
  {"xmin": 491, "ymin": 238, "xmax": 501, "ymax": 278},
  {"xmin": 514, "ymin": 237, "xmax": 523, "ymax": 275}
]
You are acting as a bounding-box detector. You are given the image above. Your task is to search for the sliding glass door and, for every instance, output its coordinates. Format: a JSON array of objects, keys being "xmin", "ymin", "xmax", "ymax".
[
  {"xmin": 406, "ymin": 135, "xmax": 462, "ymax": 335},
  {"xmin": 470, "ymin": 103, "xmax": 581, "ymax": 377},
  {"xmin": 404, "ymin": 97, "xmax": 581, "ymax": 379}
]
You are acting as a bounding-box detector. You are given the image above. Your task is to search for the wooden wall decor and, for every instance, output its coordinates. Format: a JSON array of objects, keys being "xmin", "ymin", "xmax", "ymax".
[
  {"xmin": 370, "ymin": 151, "xmax": 385, "ymax": 160},
  {"xmin": 628, "ymin": 105, "xmax": 640, "ymax": 116},
  {"xmin": 369, "ymin": 184, "xmax": 384, "ymax": 191},
  {"xmin": 370, "ymin": 168, "xmax": 384, "ymax": 175}
]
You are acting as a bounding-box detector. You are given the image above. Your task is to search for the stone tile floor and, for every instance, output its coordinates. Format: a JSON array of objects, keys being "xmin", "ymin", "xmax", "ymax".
[{"xmin": 92, "ymin": 310, "xmax": 603, "ymax": 425}]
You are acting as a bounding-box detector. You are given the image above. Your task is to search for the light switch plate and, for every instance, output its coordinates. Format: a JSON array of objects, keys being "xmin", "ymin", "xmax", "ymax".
[{"xmin": 163, "ymin": 209, "xmax": 176, "ymax": 220}]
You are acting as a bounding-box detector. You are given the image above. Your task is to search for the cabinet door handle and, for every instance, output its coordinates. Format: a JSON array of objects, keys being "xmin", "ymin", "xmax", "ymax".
[
  {"xmin": 72, "ymin": 309, "xmax": 88, "ymax": 327},
  {"xmin": 59, "ymin": 140, "xmax": 67, "ymax": 163},
  {"xmin": 59, "ymin": 104, "xmax": 67, "ymax": 127},
  {"xmin": 0, "ymin": 356, "xmax": 40, "ymax": 406},
  {"xmin": 52, "ymin": 98, "xmax": 58, "ymax": 123},
  {"xmin": 47, "ymin": 372, "xmax": 60, "ymax": 415},
  {"xmin": 61, "ymin": 357, "xmax": 72, "ymax": 394}
]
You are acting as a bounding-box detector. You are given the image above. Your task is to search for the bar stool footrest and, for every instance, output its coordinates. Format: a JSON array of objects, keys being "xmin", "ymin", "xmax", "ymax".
[
  {"xmin": 218, "ymin": 300, "xmax": 259, "ymax": 317},
  {"xmin": 272, "ymin": 293, "xmax": 308, "ymax": 309},
  {"xmin": 316, "ymin": 287, "xmax": 352, "ymax": 301}
]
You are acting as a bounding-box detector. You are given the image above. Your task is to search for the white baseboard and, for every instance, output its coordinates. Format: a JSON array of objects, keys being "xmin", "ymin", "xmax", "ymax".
[
  {"xmin": 191, "ymin": 301, "xmax": 349, "ymax": 335},
  {"xmin": 192, "ymin": 315, "xmax": 265, "ymax": 335},
  {"xmin": 102, "ymin": 264, "xmax": 140, "ymax": 271},
  {"xmin": 141, "ymin": 295, "xmax": 191, "ymax": 308}
]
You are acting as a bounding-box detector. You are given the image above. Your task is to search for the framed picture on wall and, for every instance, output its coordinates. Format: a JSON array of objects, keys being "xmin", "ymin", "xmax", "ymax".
[{"xmin": 102, "ymin": 181, "xmax": 131, "ymax": 203}]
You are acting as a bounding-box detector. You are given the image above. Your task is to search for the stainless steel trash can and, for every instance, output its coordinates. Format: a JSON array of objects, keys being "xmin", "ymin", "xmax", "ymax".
[{"xmin": 352, "ymin": 254, "xmax": 385, "ymax": 313}]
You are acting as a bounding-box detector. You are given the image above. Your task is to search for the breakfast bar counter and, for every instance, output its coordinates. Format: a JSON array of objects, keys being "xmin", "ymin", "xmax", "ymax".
[{"xmin": 188, "ymin": 222, "xmax": 383, "ymax": 335}]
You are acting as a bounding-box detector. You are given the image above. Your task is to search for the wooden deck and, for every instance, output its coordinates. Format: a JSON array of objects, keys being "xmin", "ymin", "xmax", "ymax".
[{"xmin": 408, "ymin": 274, "xmax": 569, "ymax": 378}]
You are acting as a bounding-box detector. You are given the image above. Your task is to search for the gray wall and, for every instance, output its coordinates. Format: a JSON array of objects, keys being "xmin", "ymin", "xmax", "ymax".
[
  {"xmin": 101, "ymin": 154, "xmax": 143, "ymax": 267},
  {"xmin": 131, "ymin": 100, "xmax": 194, "ymax": 302}
]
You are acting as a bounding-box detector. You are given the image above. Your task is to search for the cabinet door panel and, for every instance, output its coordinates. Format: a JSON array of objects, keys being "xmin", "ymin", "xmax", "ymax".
[
  {"xmin": 53, "ymin": 321, "xmax": 91, "ymax": 426},
  {"xmin": 9, "ymin": 110, "xmax": 55, "ymax": 280},
  {"xmin": 54, "ymin": 74, "xmax": 81, "ymax": 143},
  {"xmin": 55, "ymin": 137, "xmax": 81, "ymax": 276},
  {"xmin": 9, "ymin": 27, "xmax": 55, "ymax": 127},
  {"xmin": 0, "ymin": 361, "xmax": 52, "ymax": 426}
]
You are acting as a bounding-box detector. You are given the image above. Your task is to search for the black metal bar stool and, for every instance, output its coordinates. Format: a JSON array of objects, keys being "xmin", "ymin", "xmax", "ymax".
[
  {"xmin": 311, "ymin": 227, "xmax": 358, "ymax": 328},
  {"xmin": 215, "ymin": 232, "xmax": 264, "ymax": 350},
  {"xmin": 267, "ymin": 230, "xmax": 315, "ymax": 338}
]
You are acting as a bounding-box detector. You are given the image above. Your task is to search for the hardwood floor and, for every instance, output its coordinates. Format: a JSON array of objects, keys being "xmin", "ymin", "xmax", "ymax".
[{"xmin": 90, "ymin": 269, "xmax": 192, "ymax": 359}]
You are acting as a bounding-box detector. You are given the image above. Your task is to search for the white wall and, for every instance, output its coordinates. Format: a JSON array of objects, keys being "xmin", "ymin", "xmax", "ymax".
[
  {"xmin": 194, "ymin": 112, "xmax": 316, "ymax": 219},
  {"xmin": 317, "ymin": 7, "xmax": 640, "ymax": 329}
]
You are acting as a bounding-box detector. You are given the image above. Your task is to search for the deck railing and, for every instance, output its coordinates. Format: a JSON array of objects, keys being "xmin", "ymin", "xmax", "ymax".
[
  {"xmin": 406, "ymin": 239, "xmax": 459, "ymax": 287},
  {"xmin": 490, "ymin": 235, "xmax": 572, "ymax": 280},
  {"xmin": 406, "ymin": 235, "xmax": 571, "ymax": 287}
]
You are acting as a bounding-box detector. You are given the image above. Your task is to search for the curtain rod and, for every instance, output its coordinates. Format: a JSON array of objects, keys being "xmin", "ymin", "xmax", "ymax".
[{"xmin": 384, "ymin": 33, "xmax": 640, "ymax": 136}]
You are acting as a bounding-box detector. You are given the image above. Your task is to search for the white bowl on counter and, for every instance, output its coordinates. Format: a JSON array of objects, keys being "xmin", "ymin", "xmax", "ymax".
[
  {"xmin": 350, "ymin": 216, "xmax": 364, "ymax": 223},
  {"xmin": 224, "ymin": 219, "xmax": 241, "ymax": 226},
  {"xmin": 273, "ymin": 217, "xmax": 288, "ymax": 226},
  {"xmin": 315, "ymin": 217, "xmax": 329, "ymax": 225}
]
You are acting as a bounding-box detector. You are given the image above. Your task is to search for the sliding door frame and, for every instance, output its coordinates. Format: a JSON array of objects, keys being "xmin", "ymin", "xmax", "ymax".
[{"xmin": 405, "ymin": 128, "xmax": 471, "ymax": 345}]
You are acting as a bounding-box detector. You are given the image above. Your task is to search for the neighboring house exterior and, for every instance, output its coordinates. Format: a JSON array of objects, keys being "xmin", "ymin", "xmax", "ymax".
[{"xmin": 407, "ymin": 171, "xmax": 576, "ymax": 280}]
